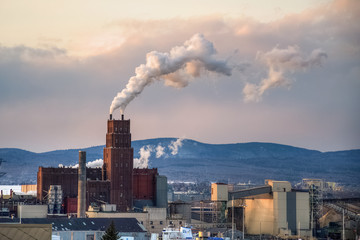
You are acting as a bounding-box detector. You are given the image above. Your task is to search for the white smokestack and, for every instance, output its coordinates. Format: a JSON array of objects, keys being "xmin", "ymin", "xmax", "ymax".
[
  {"xmin": 110, "ymin": 33, "xmax": 232, "ymax": 114},
  {"xmin": 243, "ymin": 45, "xmax": 327, "ymax": 102}
]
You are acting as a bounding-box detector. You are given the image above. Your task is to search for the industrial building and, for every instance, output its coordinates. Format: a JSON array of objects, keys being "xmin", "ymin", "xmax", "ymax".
[
  {"xmin": 36, "ymin": 114, "xmax": 167, "ymax": 214},
  {"xmin": 210, "ymin": 180, "xmax": 312, "ymax": 238}
]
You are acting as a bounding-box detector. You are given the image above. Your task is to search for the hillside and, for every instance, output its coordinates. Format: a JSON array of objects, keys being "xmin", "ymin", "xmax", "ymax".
[{"xmin": 0, "ymin": 138, "xmax": 359, "ymax": 189}]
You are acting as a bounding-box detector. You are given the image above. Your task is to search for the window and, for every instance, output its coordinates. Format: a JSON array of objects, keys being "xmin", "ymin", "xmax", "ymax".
[
  {"xmin": 86, "ymin": 235, "xmax": 95, "ymax": 240},
  {"xmin": 150, "ymin": 221, "xmax": 153, "ymax": 225},
  {"xmin": 151, "ymin": 226, "xmax": 154, "ymax": 229},
  {"xmin": 160, "ymin": 221, "xmax": 163, "ymax": 225}
]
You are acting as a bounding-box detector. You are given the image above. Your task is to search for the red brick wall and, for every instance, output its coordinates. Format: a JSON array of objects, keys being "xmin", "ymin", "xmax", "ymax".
[{"xmin": 133, "ymin": 168, "xmax": 158, "ymax": 200}]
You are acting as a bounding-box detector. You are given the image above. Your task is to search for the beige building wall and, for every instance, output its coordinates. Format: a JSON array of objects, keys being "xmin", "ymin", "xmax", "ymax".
[
  {"xmin": 18, "ymin": 205, "xmax": 47, "ymax": 218},
  {"xmin": 296, "ymin": 192, "xmax": 311, "ymax": 237},
  {"xmin": 266, "ymin": 180, "xmax": 291, "ymax": 192},
  {"xmin": 273, "ymin": 192, "xmax": 288, "ymax": 234},
  {"xmin": 21, "ymin": 184, "xmax": 37, "ymax": 193},
  {"xmin": 87, "ymin": 208, "xmax": 186, "ymax": 234},
  {"xmin": 244, "ymin": 198, "xmax": 274, "ymax": 235},
  {"xmin": 211, "ymin": 183, "xmax": 228, "ymax": 201}
]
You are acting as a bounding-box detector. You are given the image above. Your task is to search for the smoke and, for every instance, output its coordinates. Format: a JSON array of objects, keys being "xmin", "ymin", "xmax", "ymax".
[
  {"xmin": 133, "ymin": 138, "xmax": 184, "ymax": 168},
  {"xmin": 155, "ymin": 144, "xmax": 165, "ymax": 158},
  {"xmin": 86, "ymin": 159, "xmax": 103, "ymax": 168},
  {"xmin": 243, "ymin": 46, "xmax": 327, "ymax": 102},
  {"xmin": 58, "ymin": 158, "xmax": 103, "ymax": 168},
  {"xmin": 110, "ymin": 33, "xmax": 232, "ymax": 114},
  {"xmin": 169, "ymin": 138, "xmax": 184, "ymax": 155},
  {"xmin": 133, "ymin": 145, "xmax": 152, "ymax": 168}
]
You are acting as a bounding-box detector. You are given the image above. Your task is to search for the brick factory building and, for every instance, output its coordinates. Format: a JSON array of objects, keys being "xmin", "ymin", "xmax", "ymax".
[
  {"xmin": 36, "ymin": 115, "xmax": 167, "ymax": 213},
  {"xmin": 103, "ymin": 114, "xmax": 134, "ymax": 211}
]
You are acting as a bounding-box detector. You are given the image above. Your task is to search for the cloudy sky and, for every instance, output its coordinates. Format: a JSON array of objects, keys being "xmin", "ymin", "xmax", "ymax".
[{"xmin": 0, "ymin": 0, "xmax": 359, "ymax": 152}]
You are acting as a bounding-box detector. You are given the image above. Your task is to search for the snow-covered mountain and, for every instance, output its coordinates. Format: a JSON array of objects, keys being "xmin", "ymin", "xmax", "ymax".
[{"xmin": 0, "ymin": 138, "xmax": 359, "ymax": 189}]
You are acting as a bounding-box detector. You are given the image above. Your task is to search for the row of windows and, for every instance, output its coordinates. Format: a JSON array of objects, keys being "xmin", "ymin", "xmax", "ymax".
[
  {"xmin": 149, "ymin": 221, "xmax": 163, "ymax": 225},
  {"xmin": 105, "ymin": 153, "xmax": 132, "ymax": 158},
  {"xmin": 113, "ymin": 127, "xmax": 128, "ymax": 132},
  {"xmin": 114, "ymin": 138, "xmax": 129, "ymax": 144},
  {"xmin": 147, "ymin": 220, "xmax": 182, "ymax": 226},
  {"xmin": 114, "ymin": 163, "xmax": 129, "ymax": 168}
]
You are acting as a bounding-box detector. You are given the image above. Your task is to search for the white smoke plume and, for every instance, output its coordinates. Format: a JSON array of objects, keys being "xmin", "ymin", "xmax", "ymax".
[
  {"xmin": 243, "ymin": 46, "xmax": 327, "ymax": 102},
  {"xmin": 86, "ymin": 159, "xmax": 103, "ymax": 168},
  {"xmin": 58, "ymin": 158, "xmax": 103, "ymax": 168},
  {"xmin": 133, "ymin": 145, "xmax": 152, "ymax": 169},
  {"xmin": 168, "ymin": 138, "xmax": 184, "ymax": 155},
  {"xmin": 110, "ymin": 33, "xmax": 232, "ymax": 114},
  {"xmin": 155, "ymin": 144, "xmax": 165, "ymax": 158}
]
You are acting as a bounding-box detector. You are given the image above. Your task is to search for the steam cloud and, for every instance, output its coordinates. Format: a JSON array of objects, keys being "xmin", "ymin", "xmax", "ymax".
[
  {"xmin": 133, "ymin": 138, "xmax": 184, "ymax": 169},
  {"xmin": 243, "ymin": 46, "xmax": 327, "ymax": 102},
  {"xmin": 168, "ymin": 138, "xmax": 184, "ymax": 155},
  {"xmin": 133, "ymin": 145, "xmax": 152, "ymax": 168},
  {"xmin": 110, "ymin": 33, "xmax": 232, "ymax": 114},
  {"xmin": 86, "ymin": 159, "xmax": 103, "ymax": 168},
  {"xmin": 59, "ymin": 158, "xmax": 103, "ymax": 168},
  {"xmin": 155, "ymin": 144, "xmax": 165, "ymax": 158}
]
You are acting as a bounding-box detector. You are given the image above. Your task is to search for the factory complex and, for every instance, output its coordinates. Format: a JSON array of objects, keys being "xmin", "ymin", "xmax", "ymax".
[{"xmin": 0, "ymin": 115, "xmax": 359, "ymax": 240}]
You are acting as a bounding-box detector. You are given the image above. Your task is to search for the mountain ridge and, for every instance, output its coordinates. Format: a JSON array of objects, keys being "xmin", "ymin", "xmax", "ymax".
[{"xmin": 0, "ymin": 138, "xmax": 359, "ymax": 188}]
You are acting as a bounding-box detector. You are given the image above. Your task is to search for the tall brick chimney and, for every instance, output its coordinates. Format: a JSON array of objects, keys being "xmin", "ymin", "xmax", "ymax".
[{"xmin": 77, "ymin": 151, "xmax": 86, "ymax": 218}]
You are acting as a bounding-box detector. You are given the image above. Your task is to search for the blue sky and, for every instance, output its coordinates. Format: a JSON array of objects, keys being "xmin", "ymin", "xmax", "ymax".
[{"xmin": 0, "ymin": 0, "xmax": 359, "ymax": 152}]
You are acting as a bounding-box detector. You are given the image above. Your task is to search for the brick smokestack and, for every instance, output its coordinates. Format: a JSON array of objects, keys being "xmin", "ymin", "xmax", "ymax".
[{"xmin": 77, "ymin": 151, "xmax": 86, "ymax": 218}]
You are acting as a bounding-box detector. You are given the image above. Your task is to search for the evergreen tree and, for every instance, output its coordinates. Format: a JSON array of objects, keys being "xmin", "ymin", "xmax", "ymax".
[{"xmin": 101, "ymin": 221, "xmax": 120, "ymax": 240}]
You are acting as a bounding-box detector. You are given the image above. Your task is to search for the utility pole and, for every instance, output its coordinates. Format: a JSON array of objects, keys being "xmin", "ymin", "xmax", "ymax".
[
  {"xmin": 243, "ymin": 206, "xmax": 245, "ymax": 239},
  {"xmin": 240, "ymin": 204, "xmax": 246, "ymax": 240},
  {"xmin": 232, "ymin": 196, "xmax": 234, "ymax": 240},
  {"xmin": 311, "ymin": 205, "xmax": 314, "ymax": 239},
  {"xmin": 342, "ymin": 209, "xmax": 345, "ymax": 240}
]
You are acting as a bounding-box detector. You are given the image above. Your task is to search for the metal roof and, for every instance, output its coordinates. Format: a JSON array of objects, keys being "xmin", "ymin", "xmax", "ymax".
[
  {"xmin": 0, "ymin": 224, "xmax": 52, "ymax": 240},
  {"xmin": 0, "ymin": 218, "xmax": 146, "ymax": 232},
  {"xmin": 228, "ymin": 185, "xmax": 272, "ymax": 199}
]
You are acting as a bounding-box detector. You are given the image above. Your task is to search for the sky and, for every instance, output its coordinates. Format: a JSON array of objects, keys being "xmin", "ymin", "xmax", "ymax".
[{"xmin": 0, "ymin": 0, "xmax": 359, "ymax": 152}]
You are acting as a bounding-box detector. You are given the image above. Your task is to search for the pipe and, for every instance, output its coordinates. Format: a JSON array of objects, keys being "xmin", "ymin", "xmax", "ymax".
[
  {"xmin": 121, "ymin": 114, "xmax": 124, "ymax": 120},
  {"xmin": 110, "ymin": 114, "xmax": 112, "ymax": 120},
  {"xmin": 77, "ymin": 151, "xmax": 86, "ymax": 218}
]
